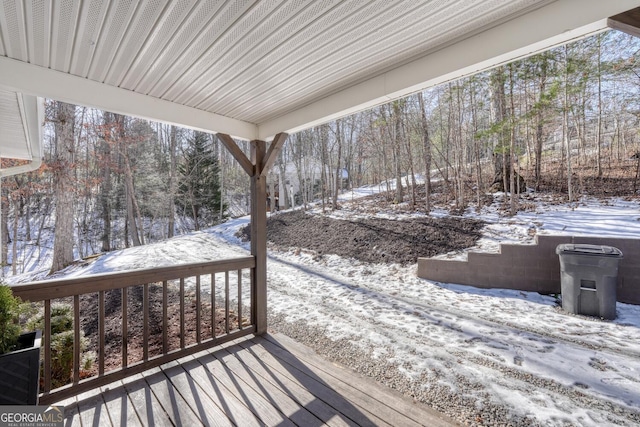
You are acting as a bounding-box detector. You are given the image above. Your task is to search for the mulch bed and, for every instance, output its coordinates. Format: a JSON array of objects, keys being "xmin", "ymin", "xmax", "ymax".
[{"xmin": 238, "ymin": 210, "xmax": 484, "ymax": 265}]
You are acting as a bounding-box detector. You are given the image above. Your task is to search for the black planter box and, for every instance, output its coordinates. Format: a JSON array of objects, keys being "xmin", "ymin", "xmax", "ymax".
[{"xmin": 0, "ymin": 330, "xmax": 41, "ymax": 405}]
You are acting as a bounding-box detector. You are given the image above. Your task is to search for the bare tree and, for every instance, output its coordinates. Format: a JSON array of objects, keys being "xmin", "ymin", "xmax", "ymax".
[
  {"xmin": 99, "ymin": 112, "xmax": 114, "ymax": 252},
  {"xmin": 332, "ymin": 119, "xmax": 343, "ymax": 210},
  {"xmin": 563, "ymin": 44, "xmax": 573, "ymax": 202},
  {"xmin": 50, "ymin": 101, "xmax": 77, "ymax": 273},
  {"xmin": 168, "ymin": 125, "xmax": 178, "ymax": 237},
  {"xmin": 417, "ymin": 92, "xmax": 432, "ymax": 213},
  {"xmin": 392, "ymin": 101, "xmax": 404, "ymax": 203}
]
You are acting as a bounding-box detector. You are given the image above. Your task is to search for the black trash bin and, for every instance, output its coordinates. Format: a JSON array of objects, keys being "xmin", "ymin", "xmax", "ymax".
[{"xmin": 555, "ymin": 244, "xmax": 623, "ymax": 320}]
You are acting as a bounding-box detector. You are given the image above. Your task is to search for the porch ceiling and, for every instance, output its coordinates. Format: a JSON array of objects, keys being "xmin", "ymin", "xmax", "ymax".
[{"xmin": 0, "ymin": 0, "xmax": 639, "ymax": 151}]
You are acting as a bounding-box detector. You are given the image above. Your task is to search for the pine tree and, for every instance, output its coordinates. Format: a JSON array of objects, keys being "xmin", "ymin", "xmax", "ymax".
[{"xmin": 177, "ymin": 132, "xmax": 227, "ymax": 230}]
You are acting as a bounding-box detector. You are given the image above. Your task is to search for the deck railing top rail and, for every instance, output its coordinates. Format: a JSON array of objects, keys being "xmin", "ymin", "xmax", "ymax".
[{"xmin": 12, "ymin": 256, "xmax": 255, "ymax": 301}]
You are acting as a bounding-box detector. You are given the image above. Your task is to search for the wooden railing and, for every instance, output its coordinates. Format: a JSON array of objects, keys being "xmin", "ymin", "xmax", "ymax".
[{"xmin": 11, "ymin": 256, "xmax": 256, "ymax": 405}]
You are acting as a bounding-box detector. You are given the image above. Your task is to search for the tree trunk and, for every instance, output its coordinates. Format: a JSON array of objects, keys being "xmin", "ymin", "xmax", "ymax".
[
  {"xmin": 392, "ymin": 102, "xmax": 404, "ymax": 203},
  {"xmin": 100, "ymin": 112, "xmax": 113, "ymax": 252},
  {"xmin": 12, "ymin": 198, "xmax": 18, "ymax": 275},
  {"xmin": 490, "ymin": 68, "xmax": 523, "ymax": 196},
  {"xmin": 168, "ymin": 125, "xmax": 177, "ymax": 238},
  {"xmin": 454, "ymin": 83, "xmax": 465, "ymax": 209},
  {"xmin": 277, "ymin": 143, "xmax": 289, "ymax": 210},
  {"xmin": 469, "ymin": 80, "xmax": 483, "ymax": 209},
  {"xmin": 417, "ymin": 92, "xmax": 432, "ymax": 213},
  {"xmin": 320, "ymin": 125, "xmax": 329, "ymax": 212},
  {"xmin": 117, "ymin": 115, "xmax": 144, "ymax": 246},
  {"xmin": 24, "ymin": 196, "xmax": 31, "ymax": 241},
  {"xmin": 50, "ymin": 101, "xmax": 77, "ymax": 274},
  {"xmin": 508, "ymin": 64, "xmax": 518, "ymax": 215},
  {"xmin": 564, "ymin": 45, "xmax": 573, "ymax": 201},
  {"xmin": 379, "ymin": 108, "xmax": 392, "ymax": 198},
  {"xmin": 534, "ymin": 74, "xmax": 545, "ymax": 191},
  {"xmin": 332, "ymin": 120, "xmax": 343, "ymax": 209}
]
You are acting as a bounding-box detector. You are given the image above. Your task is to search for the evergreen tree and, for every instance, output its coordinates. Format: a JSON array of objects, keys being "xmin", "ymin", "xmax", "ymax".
[{"xmin": 177, "ymin": 132, "xmax": 227, "ymax": 230}]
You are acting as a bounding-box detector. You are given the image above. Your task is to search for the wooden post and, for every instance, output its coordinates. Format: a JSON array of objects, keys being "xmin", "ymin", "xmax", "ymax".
[
  {"xmin": 250, "ymin": 140, "xmax": 267, "ymax": 334},
  {"xmin": 217, "ymin": 133, "xmax": 287, "ymax": 336}
]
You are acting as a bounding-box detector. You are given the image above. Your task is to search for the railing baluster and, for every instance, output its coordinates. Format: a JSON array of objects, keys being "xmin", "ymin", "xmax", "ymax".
[
  {"xmin": 225, "ymin": 271, "xmax": 230, "ymax": 334},
  {"xmin": 99, "ymin": 291, "xmax": 105, "ymax": 376},
  {"xmin": 143, "ymin": 284, "xmax": 149, "ymax": 361},
  {"xmin": 43, "ymin": 300, "xmax": 51, "ymax": 392},
  {"xmin": 211, "ymin": 274, "xmax": 216, "ymax": 338},
  {"xmin": 163, "ymin": 280, "xmax": 168, "ymax": 354},
  {"xmin": 196, "ymin": 275, "xmax": 201, "ymax": 343},
  {"xmin": 180, "ymin": 278, "xmax": 185, "ymax": 349},
  {"xmin": 73, "ymin": 295, "xmax": 80, "ymax": 384},
  {"xmin": 237, "ymin": 269, "xmax": 242, "ymax": 330},
  {"xmin": 122, "ymin": 287, "xmax": 128, "ymax": 368},
  {"xmin": 250, "ymin": 267, "xmax": 255, "ymax": 326}
]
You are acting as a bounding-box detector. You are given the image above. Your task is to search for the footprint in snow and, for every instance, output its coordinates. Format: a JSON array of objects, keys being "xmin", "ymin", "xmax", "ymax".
[
  {"xmin": 537, "ymin": 345, "xmax": 555, "ymax": 353},
  {"xmin": 464, "ymin": 336, "xmax": 485, "ymax": 347},
  {"xmin": 589, "ymin": 357, "xmax": 615, "ymax": 372}
]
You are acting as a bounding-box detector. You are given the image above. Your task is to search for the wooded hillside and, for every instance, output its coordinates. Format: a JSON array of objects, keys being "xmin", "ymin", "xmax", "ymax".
[{"xmin": 2, "ymin": 30, "xmax": 640, "ymax": 276}]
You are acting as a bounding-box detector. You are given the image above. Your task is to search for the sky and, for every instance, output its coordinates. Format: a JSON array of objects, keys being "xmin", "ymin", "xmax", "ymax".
[{"xmin": 5, "ymin": 188, "xmax": 640, "ymax": 426}]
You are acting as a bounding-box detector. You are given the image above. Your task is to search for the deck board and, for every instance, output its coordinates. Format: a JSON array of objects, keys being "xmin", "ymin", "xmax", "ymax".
[
  {"xmin": 55, "ymin": 333, "xmax": 458, "ymax": 426},
  {"xmin": 62, "ymin": 401, "xmax": 81, "ymax": 427},
  {"xmin": 213, "ymin": 348, "xmax": 324, "ymax": 426},
  {"xmin": 197, "ymin": 350, "xmax": 297, "ymax": 427},
  {"xmin": 222, "ymin": 344, "xmax": 355, "ymax": 427},
  {"xmin": 100, "ymin": 384, "xmax": 144, "ymax": 427},
  {"xmin": 237, "ymin": 337, "xmax": 388, "ymax": 427},
  {"xmin": 159, "ymin": 363, "xmax": 235, "ymax": 427},
  {"xmin": 140, "ymin": 366, "xmax": 203, "ymax": 426},
  {"xmin": 121, "ymin": 374, "xmax": 174, "ymax": 427},
  {"xmin": 177, "ymin": 356, "xmax": 266, "ymax": 427},
  {"xmin": 252, "ymin": 336, "xmax": 402, "ymax": 427},
  {"xmin": 262, "ymin": 334, "xmax": 451, "ymax": 427}
]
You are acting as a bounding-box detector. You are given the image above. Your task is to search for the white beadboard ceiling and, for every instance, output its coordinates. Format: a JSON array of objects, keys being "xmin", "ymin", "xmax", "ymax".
[{"xmin": 0, "ymin": 0, "xmax": 639, "ymax": 155}]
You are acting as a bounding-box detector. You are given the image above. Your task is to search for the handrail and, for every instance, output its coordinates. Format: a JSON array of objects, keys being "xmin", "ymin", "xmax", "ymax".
[
  {"xmin": 11, "ymin": 256, "xmax": 256, "ymax": 405},
  {"xmin": 12, "ymin": 257, "xmax": 255, "ymax": 301}
]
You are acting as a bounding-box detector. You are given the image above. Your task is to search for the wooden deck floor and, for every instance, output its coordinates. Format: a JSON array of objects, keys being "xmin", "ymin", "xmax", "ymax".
[{"xmin": 55, "ymin": 333, "xmax": 457, "ymax": 426}]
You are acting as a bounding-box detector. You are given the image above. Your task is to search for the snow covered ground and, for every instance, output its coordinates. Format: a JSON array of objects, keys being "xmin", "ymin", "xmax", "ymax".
[{"xmin": 7, "ymin": 191, "xmax": 640, "ymax": 426}]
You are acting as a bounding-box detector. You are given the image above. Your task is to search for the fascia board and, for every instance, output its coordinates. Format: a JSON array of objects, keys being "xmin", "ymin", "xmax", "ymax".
[
  {"xmin": 0, "ymin": 57, "xmax": 257, "ymax": 141},
  {"xmin": 24, "ymin": 94, "xmax": 44, "ymax": 160}
]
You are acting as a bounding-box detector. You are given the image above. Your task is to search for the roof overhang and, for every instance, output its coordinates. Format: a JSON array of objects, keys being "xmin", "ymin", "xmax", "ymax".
[
  {"xmin": 0, "ymin": 89, "xmax": 43, "ymax": 176},
  {"xmin": 0, "ymin": 0, "xmax": 639, "ymax": 148},
  {"xmin": 260, "ymin": 0, "xmax": 640, "ymax": 139}
]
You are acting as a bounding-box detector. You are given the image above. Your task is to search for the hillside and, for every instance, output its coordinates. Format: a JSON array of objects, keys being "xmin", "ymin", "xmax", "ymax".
[{"xmin": 5, "ymin": 183, "xmax": 640, "ymax": 426}]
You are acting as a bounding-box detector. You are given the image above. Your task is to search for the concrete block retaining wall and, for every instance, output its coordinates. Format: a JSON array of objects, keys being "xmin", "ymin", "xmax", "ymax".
[{"xmin": 417, "ymin": 235, "xmax": 640, "ymax": 305}]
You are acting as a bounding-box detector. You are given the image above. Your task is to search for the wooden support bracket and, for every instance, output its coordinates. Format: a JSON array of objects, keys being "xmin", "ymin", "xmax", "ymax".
[
  {"xmin": 217, "ymin": 133, "xmax": 254, "ymax": 176},
  {"xmin": 217, "ymin": 132, "xmax": 288, "ymax": 336},
  {"xmin": 261, "ymin": 132, "xmax": 288, "ymax": 177}
]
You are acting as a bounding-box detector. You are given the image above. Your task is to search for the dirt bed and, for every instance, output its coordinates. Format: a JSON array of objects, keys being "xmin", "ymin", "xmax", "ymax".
[{"xmin": 239, "ymin": 210, "xmax": 484, "ymax": 265}]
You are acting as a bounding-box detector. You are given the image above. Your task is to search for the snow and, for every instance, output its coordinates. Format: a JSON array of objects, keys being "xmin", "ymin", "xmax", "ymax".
[
  {"xmin": 6, "ymin": 189, "xmax": 640, "ymax": 426},
  {"xmin": 472, "ymin": 195, "xmax": 640, "ymax": 254}
]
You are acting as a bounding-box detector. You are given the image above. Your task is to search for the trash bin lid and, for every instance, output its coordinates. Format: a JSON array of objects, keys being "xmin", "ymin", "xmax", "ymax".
[{"xmin": 555, "ymin": 243, "xmax": 623, "ymax": 258}]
